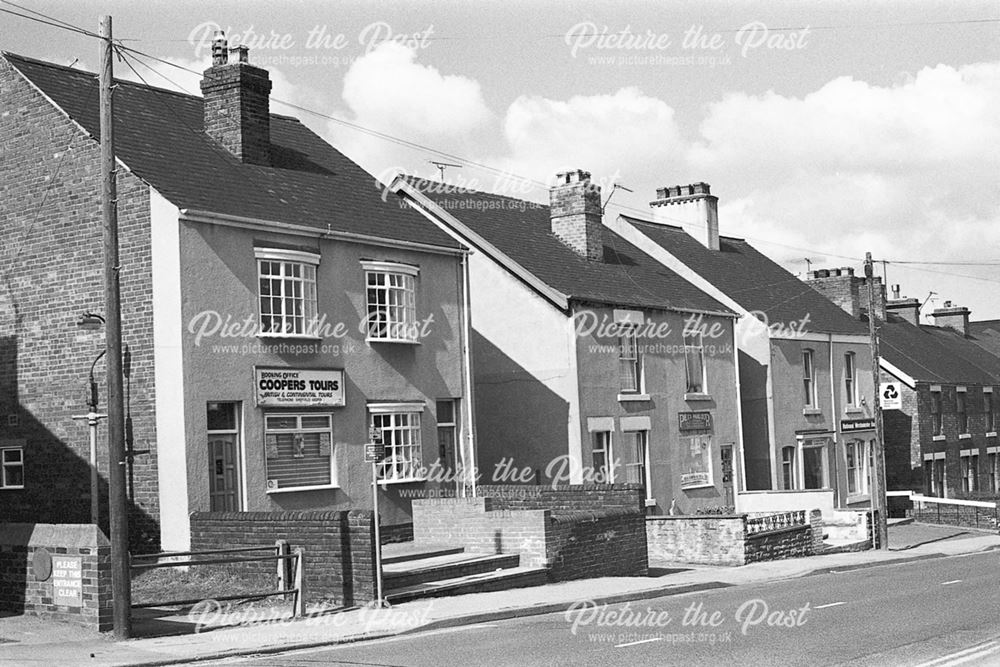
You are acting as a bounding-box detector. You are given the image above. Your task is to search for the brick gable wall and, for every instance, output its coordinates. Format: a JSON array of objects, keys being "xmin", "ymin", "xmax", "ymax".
[{"xmin": 0, "ymin": 58, "xmax": 160, "ymax": 550}]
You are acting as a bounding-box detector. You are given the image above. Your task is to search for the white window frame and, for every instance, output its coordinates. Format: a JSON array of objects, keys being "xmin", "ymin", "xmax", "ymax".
[
  {"xmin": 592, "ymin": 430, "xmax": 614, "ymax": 483},
  {"xmin": 957, "ymin": 388, "xmax": 969, "ymax": 435},
  {"xmin": 0, "ymin": 446, "xmax": 24, "ymax": 489},
  {"xmin": 362, "ymin": 261, "xmax": 420, "ymax": 343},
  {"xmin": 781, "ymin": 445, "xmax": 797, "ymax": 490},
  {"xmin": 684, "ymin": 332, "xmax": 707, "ymax": 395},
  {"xmin": 985, "ymin": 390, "xmax": 995, "ymax": 434},
  {"xmin": 621, "ymin": 428, "xmax": 651, "ymax": 502},
  {"xmin": 255, "ymin": 248, "xmax": 320, "ymax": 338},
  {"xmin": 370, "ymin": 403, "xmax": 424, "ymax": 483},
  {"xmin": 844, "ymin": 352, "xmax": 858, "ymax": 407},
  {"xmin": 931, "ymin": 389, "xmax": 943, "ymax": 437},
  {"xmin": 263, "ymin": 413, "xmax": 336, "ymax": 492},
  {"xmin": 618, "ymin": 325, "xmax": 642, "ymax": 394},
  {"xmin": 989, "ymin": 451, "xmax": 999, "ymax": 493},
  {"xmin": 803, "ymin": 349, "xmax": 816, "ymax": 408},
  {"xmin": 845, "ymin": 438, "xmax": 868, "ymax": 497},
  {"xmin": 960, "ymin": 450, "xmax": 978, "ymax": 494}
]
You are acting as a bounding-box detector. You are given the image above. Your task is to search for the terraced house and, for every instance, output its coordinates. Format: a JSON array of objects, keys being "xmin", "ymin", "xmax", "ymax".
[
  {"xmin": 0, "ymin": 43, "xmax": 473, "ymax": 551},
  {"xmin": 610, "ymin": 184, "xmax": 880, "ymax": 512},
  {"xmin": 394, "ymin": 171, "xmax": 742, "ymax": 515}
]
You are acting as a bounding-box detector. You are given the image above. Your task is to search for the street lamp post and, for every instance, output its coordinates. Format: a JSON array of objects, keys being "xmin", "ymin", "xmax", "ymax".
[{"xmin": 73, "ymin": 313, "xmax": 108, "ymax": 526}]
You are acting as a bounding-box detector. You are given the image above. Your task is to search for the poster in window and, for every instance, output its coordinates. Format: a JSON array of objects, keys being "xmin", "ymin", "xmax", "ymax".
[
  {"xmin": 319, "ymin": 433, "xmax": 332, "ymax": 456},
  {"xmin": 681, "ymin": 435, "xmax": 713, "ymax": 489},
  {"xmin": 265, "ymin": 434, "xmax": 279, "ymax": 459}
]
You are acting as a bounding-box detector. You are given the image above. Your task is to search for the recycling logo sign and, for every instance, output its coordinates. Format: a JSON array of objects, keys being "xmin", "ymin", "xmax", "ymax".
[{"xmin": 880, "ymin": 382, "xmax": 902, "ymax": 410}]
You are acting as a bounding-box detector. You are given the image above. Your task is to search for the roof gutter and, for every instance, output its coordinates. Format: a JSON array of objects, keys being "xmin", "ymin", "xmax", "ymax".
[{"xmin": 179, "ymin": 208, "xmax": 468, "ymax": 257}]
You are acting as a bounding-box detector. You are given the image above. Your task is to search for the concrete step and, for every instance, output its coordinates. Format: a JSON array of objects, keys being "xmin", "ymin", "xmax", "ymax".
[
  {"xmin": 381, "ymin": 543, "xmax": 465, "ymax": 565},
  {"xmin": 384, "ymin": 566, "xmax": 549, "ymax": 604},
  {"xmin": 384, "ymin": 553, "xmax": 521, "ymax": 590}
]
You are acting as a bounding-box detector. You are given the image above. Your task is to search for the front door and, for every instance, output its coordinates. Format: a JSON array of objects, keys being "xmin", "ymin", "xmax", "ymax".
[
  {"xmin": 720, "ymin": 444, "xmax": 735, "ymax": 507},
  {"xmin": 207, "ymin": 402, "xmax": 242, "ymax": 512}
]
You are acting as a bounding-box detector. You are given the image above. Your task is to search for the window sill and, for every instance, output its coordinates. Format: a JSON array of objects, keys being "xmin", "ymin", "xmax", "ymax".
[
  {"xmin": 959, "ymin": 433, "xmax": 972, "ymax": 440},
  {"xmin": 681, "ymin": 483, "xmax": 715, "ymax": 491},
  {"xmin": 618, "ymin": 393, "xmax": 651, "ymax": 403},
  {"xmin": 644, "ymin": 498, "xmax": 657, "ymax": 507},
  {"xmin": 366, "ymin": 337, "xmax": 420, "ymax": 345},
  {"xmin": 932, "ymin": 435, "xmax": 946, "ymax": 441},
  {"xmin": 846, "ymin": 494, "xmax": 870, "ymax": 504},
  {"xmin": 987, "ymin": 432, "xmax": 997, "ymax": 438},
  {"xmin": 266, "ymin": 483, "xmax": 338, "ymax": 494},
  {"xmin": 684, "ymin": 393, "xmax": 713, "ymax": 402},
  {"xmin": 373, "ymin": 478, "xmax": 427, "ymax": 486},
  {"xmin": 802, "ymin": 408, "xmax": 822, "ymax": 416},
  {"xmin": 844, "ymin": 407, "xmax": 865, "ymax": 414},
  {"xmin": 0, "ymin": 486, "xmax": 24, "ymax": 491},
  {"xmin": 257, "ymin": 333, "xmax": 323, "ymax": 341}
]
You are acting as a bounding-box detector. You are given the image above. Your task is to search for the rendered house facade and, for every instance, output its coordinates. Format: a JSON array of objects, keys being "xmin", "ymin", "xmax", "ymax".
[
  {"xmin": 611, "ymin": 184, "xmax": 879, "ymax": 509},
  {"xmin": 394, "ymin": 171, "xmax": 743, "ymax": 514},
  {"xmin": 0, "ymin": 45, "xmax": 472, "ymax": 551}
]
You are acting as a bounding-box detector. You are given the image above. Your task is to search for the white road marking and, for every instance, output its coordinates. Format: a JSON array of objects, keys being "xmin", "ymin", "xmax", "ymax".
[
  {"xmin": 940, "ymin": 579, "xmax": 963, "ymax": 585},
  {"xmin": 814, "ymin": 602, "xmax": 846, "ymax": 609},
  {"xmin": 615, "ymin": 637, "xmax": 663, "ymax": 648},
  {"xmin": 914, "ymin": 638, "xmax": 1000, "ymax": 667}
]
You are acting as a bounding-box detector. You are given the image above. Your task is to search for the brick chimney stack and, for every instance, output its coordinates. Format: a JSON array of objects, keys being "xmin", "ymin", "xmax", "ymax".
[
  {"xmin": 550, "ymin": 170, "xmax": 603, "ymax": 262},
  {"xmin": 806, "ymin": 267, "xmax": 886, "ymax": 320},
  {"xmin": 200, "ymin": 31, "xmax": 272, "ymax": 165},
  {"xmin": 649, "ymin": 182, "xmax": 719, "ymax": 250},
  {"xmin": 931, "ymin": 301, "xmax": 971, "ymax": 336}
]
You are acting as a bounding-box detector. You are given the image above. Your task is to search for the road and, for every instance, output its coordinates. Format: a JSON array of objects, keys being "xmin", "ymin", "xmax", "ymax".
[{"xmin": 208, "ymin": 551, "xmax": 1000, "ymax": 666}]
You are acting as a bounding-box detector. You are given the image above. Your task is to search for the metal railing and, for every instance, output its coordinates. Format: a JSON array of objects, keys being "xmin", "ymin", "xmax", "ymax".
[
  {"xmin": 744, "ymin": 510, "xmax": 807, "ymax": 535},
  {"xmin": 129, "ymin": 540, "xmax": 305, "ymax": 616}
]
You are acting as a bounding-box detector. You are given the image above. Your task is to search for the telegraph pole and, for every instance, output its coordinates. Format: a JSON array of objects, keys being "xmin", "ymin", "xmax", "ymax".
[
  {"xmin": 100, "ymin": 14, "xmax": 132, "ymax": 638},
  {"xmin": 865, "ymin": 252, "xmax": 889, "ymax": 550}
]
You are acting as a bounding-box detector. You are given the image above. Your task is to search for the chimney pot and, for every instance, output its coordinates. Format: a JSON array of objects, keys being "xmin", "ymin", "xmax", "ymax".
[
  {"xmin": 211, "ymin": 30, "xmax": 228, "ymax": 66},
  {"xmin": 230, "ymin": 45, "xmax": 250, "ymax": 63}
]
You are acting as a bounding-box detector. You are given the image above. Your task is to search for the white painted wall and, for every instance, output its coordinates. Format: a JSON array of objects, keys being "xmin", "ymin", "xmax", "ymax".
[{"xmin": 149, "ymin": 189, "xmax": 189, "ymax": 551}]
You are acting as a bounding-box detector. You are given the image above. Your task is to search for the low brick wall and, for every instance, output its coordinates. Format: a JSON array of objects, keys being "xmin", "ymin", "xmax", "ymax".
[
  {"xmin": 907, "ymin": 504, "xmax": 999, "ymax": 531},
  {"xmin": 647, "ymin": 514, "xmax": 816, "ymax": 567},
  {"xmin": 412, "ymin": 485, "xmax": 647, "ymax": 579},
  {"xmin": 380, "ymin": 523, "xmax": 414, "ymax": 545},
  {"xmin": 189, "ymin": 511, "xmax": 375, "ymax": 606},
  {"xmin": 745, "ymin": 524, "xmax": 813, "ymax": 564},
  {"xmin": 647, "ymin": 516, "xmax": 746, "ymax": 566},
  {"xmin": 0, "ymin": 524, "xmax": 111, "ymax": 631}
]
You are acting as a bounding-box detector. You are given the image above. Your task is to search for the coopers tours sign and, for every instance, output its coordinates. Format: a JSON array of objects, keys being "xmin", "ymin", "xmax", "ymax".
[{"xmin": 255, "ymin": 368, "xmax": 345, "ymax": 407}]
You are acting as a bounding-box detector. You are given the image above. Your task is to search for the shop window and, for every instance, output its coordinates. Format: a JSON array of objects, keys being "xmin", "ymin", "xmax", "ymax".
[
  {"xmin": 592, "ymin": 431, "xmax": 614, "ymax": 483},
  {"xmin": 256, "ymin": 248, "xmax": 319, "ymax": 336},
  {"xmin": 0, "ymin": 446, "xmax": 24, "ymax": 489},
  {"xmin": 618, "ymin": 326, "xmax": 641, "ymax": 394},
  {"xmin": 846, "ymin": 439, "xmax": 868, "ymax": 496},
  {"xmin": 362, "ymin": 261, "xmax": 419, "ymax": 342},
  {"xmin": 684, "ymin": 333, "xmax": 706, "ymax": 394},
  {"xmin": 781, "ymin": 446, "xmax": 797, "ymax": 490},
  {"xmin": 370, "ymin": 404, "xmax": 423, "ymax": 482},
  {"xmin": 802, "ymin": 350, "xmax": 816, "ymax": 407},
  {"xmin": 263, "ymin": 414, "xmax": 334, "ymax": 491},
  {"xmin": 680, "ymin": 434, "xmax": 713, "ymax": 489},
  {"xmin": 844, "ymin": 352, "xmax": 857, "ymax": 407}
]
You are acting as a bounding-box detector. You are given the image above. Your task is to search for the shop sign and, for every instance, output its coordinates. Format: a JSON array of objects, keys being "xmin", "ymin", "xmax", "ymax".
[
  {"xmin": 678, "ymin": 411, "xmax": 713, "ymax": 432},
  {"xmin": 255, "ymin": 368, "xmax": 344, "ymax": 407},
  {"xmin": 841, "ymin": 418, "xmax": 875, "ymax": 432}
]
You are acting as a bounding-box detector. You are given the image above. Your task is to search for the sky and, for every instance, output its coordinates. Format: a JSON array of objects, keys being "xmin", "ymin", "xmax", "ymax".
[{"xmin": 2, "ymin": 0, "xmax": 999, "ymax": 319}]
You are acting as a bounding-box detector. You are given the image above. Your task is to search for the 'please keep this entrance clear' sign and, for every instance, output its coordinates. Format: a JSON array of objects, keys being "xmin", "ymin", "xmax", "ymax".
[{"xmin": 255, "ymin": 368, "xmax": 345, "ymax": 407}]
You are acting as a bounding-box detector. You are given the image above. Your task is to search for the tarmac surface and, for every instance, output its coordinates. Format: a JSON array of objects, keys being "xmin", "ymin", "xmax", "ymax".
[{"xmin": 1, "ymin": 521, "xmax": 997, "ymax": 667}]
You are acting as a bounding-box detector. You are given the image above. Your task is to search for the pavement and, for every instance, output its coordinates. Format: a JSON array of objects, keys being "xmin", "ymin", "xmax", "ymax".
[{"xmin": 1, "ymin": 521, "xmax": 997, "ymax": 667}]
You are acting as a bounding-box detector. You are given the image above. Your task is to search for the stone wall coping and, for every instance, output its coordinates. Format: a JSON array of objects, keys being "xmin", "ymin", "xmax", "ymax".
[
  {"xmin": 0, "ymin": 523, "xmax": 109, "ymax": 548},
  {"xmin": 646, "ymin": 514, "xmax": 745, "ymax": 521},
  {"xmin": 189, "ymin": 510, "xmax": 372, "ymax": 521},
  {"xmin": 550, "ymin": 508, "xmax": 641, "ymax": 523},
  {"xmin": 745, "ymin": 523, "xmax": 811, "ymax": 539}
]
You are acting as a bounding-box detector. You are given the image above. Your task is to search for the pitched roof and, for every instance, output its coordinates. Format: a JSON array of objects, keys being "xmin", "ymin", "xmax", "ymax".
[
  {"xmin": 879, "ymin": 314, "xmax": 1000, "ymax": 385},
  {"xmin": 3, "ymin": 53, "xmax": 459, "ymax": 250},
  {"xmin": 399, "ymin": 178, "xmax": 732, "ymax": 315},
  {"xmin": 968, "ymin": 320, "xmax": 1000, "ymax": 360},
  {"xmin": 621, "ymin": 216, "xmax": 868, "ymax": 335}
]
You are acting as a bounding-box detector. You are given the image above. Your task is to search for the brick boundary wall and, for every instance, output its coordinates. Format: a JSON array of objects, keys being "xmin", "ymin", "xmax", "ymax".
[
  {"xmin": 907, "ymin": 505, "xmax": 999, "ymax": 531},
  {"xmin": 0, "ymin": 524, "xmax": 112, "ymax": 631},
  {"xmin": 411, "ymin": 485, "xmax": 648, "ymax": 579},
  {"xmin": 189, "ymin": 511, "xmax": 375, "ymax": 606},
  {"xmin": 380, "ymin": 522, "xmax": 414, "ymax": 545},
  {"xmin": 646, "ymin": 515, "xmax": 818, "ymax": 566}
]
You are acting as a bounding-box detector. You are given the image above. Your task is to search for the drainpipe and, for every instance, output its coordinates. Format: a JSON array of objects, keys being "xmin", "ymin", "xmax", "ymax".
[
  {"xmin": 732, "ymin": 321, "xmax": 746, "ymax": 513},
  {"xmin": 829, "ymin": 334, "xmax": 840, "ymax": 506},
  {"xmin": 460, "ymin": 250, "xmax": 478, "ymax": 497}
]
